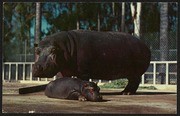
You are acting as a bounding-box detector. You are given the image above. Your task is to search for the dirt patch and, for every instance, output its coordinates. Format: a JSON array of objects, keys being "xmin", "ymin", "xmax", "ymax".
[{"xmin": 2, "ymin": 82, "xmax": 177, "ymax": 114}]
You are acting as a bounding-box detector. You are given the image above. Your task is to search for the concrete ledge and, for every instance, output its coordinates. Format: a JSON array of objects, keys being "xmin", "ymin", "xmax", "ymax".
[
  {"xmin": 139, "ymin": 84, "xmax": 176, "ymax": 91},
  {"xmin": 19, "ymin": 81, "xmax": 49, "ymax": 84}
]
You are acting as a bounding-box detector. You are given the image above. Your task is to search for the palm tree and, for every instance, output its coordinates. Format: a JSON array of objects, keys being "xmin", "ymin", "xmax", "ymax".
[
  {"xmin": 159, "ymin": 2, "xmax": 168, "ymax": 84},
  {"xmin": 121, "ymin": 2, "xmax": 125, "ymax": 32},
  {"xmin": 160, "ymin": 2, "xmax": 169, "ymax": 61},
  {"xmin": 34, "ymin": 2, "xmax": 41, "ymax": 61},
  {"xmin": 130, "ymin": 2, "xmax": 141, "ymax": 37}
]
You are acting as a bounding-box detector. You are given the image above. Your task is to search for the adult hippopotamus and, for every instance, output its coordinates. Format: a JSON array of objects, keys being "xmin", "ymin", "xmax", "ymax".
[
  {"xmin": 45, "ymin": 77, "xmax": 102, "ymax": 102},
  {"xmin": 32, "ymin": 30, "xmax": 151, "ymax": 95}
]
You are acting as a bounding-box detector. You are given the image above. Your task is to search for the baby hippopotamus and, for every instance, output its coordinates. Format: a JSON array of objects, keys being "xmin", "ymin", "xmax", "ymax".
[{"xmin": 45, "ymin": 77, "xmax": 102, "ymax": 102}]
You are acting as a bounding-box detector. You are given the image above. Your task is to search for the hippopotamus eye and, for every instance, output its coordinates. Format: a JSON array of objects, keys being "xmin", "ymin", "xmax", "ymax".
[
  {"xmin": 89, "ymin": 88, "xmax": 95, "ymax": 95},
  {"xmin": 50, "ymin": 48, "xmax": 56, "ymax": 53},
  {"xmin": 35, "ymin": 48, "xmax": 41, "ymax": 54}
]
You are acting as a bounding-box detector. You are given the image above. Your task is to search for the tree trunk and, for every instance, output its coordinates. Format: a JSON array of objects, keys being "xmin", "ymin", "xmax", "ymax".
[
  {"xmin": 97, "ymin": 12, "xmax": 100, "ymax": 31},
  {"xmin": 136, "ymin": 3, "xmax": 141, "ymax": 37},
  {"xmin": 121, "ymin": 2, "xmax": 125, "ymax": 32},
  {"xmin": 130, "ymin": 2, "xmax": 141, "ymax": 38},
  {"xmin": 34, "ymin": 2, "xmax": 41, "ymax": 61},
  {"xmin": 159, "ymin": 2, "xmax": 168, "ymax": 84},
  {"xmin": 160, "ymin": 2, "xmax": 169, "ymax": 61},
  {"xmin": 112, "ymin": 2, "xmax": 115, "ymax": 16}
]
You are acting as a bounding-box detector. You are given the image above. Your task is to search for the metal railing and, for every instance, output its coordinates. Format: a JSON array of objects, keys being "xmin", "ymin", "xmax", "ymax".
[
  {"xmin": 2, "ymin": 61, "xmax": 177, "ymax": 85},
  {"xmin": 141, "ymin": 61, "xmax": 177, "ymax": 85},
  {"xmin": 2, "ymin": 62, "xmax": 33, "ymax": 81}
]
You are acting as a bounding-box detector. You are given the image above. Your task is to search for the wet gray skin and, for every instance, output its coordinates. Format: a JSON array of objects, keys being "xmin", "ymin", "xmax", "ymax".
[{"xmin": 32, "ymin": 45, "xmax": 63, "ymax": 78}]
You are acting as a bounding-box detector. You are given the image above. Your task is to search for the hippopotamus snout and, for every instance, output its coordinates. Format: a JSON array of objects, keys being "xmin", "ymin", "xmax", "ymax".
[
  {"xmin": 90, "ymin": 93, "xmax": 102, "ymax": 102},
  {"xmin": 97, "ymin": 94, "xmax": 102, "ymax": 101},
  {"xmin": 82, "ymin": 82, "xmax": 103, "ymax": 102},
  {"xmin": 33, "ymin": 60, "xmax": 59, "ymax": 78},
  {"xmin": 32, "ymin": 63, "xmax": 43, "ymax": 77}
]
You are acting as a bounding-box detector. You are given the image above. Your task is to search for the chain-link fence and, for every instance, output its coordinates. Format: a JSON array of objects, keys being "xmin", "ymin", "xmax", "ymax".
[
  {"xmin": 3, "ymin": 31, "xmax": 177, "ymax": 62},
  {"xmin": 3, "ymin": 41, "xmax": 34, "ymax": 62},
  {"xmin": 141, "ymin": 31, "xmax": 177, "ymax": 61},
  {"xmin": 140, "ymin": 31, "xmax": 177, "ymax": 85}
]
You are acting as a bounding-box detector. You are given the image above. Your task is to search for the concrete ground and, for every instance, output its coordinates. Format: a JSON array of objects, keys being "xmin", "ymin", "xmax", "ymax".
[{"xmin": 2, "ymin": 82, "xmax": 177, "ymax": 114}]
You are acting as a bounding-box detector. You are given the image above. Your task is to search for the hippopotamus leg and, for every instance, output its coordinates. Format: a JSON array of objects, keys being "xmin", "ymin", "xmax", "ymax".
[
  {"xmin": 66, "ymin": 90, "xmax": 82, "ymax": 100},
  {"xmin": 78, "ymin": 95, "xmax": 87, "ymax": 101},
  {"xmin": 67, "ymin": 92, "xmax": 87, "ymax": 101},
  {"xmin": 121, "ymin": 77, "xmax": 141, "ymax": 95}
]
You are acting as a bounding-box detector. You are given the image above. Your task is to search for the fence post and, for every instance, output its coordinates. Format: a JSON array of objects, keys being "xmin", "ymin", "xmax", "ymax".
[
  {"xmin": 141, "ymin": 74, "xmax": 145, "ymax": 85},
  {"xmin": 30, "ymin": 64, "xmax": 33, "ymax": 81},
  {"xmin": 166, "ymin": 63, "xmax": 169, "ymax": 85},
  {"xmin": 23, "ymin": 64, "xmax": 25, "ymax": 81},
  {"xmin": 153, "ymin": 62, "xmax": 156, "ymax": 85},
  {"xmin": 2, "ymin": 63, "xmax": 4, "ymax": 82},
  {"xmin": 15, "ymin": 64, "xmax": 18, "ymax": 81},
  {"xmin": 8, "ymin": 64, "xmax": 11, "ymax": 81}
]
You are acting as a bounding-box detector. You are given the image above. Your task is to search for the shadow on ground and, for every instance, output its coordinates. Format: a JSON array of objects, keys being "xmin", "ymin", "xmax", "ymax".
[{"xmin": 101, "ymin": 91, "xmax": 176, "ymax": 95}]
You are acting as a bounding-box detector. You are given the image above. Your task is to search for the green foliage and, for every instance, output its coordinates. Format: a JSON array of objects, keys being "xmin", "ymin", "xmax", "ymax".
[
  {"xmin": 100, "ymin": 79, "xmax": 157, "ymax": 90},
  {"xmin": 141, "ymin": 3, "xmax": 160, "ymax": 33},
  {"xmin": 100, "ymin": 79, "xmax": 128, "ymax": 89},
  {"xmin": 4, "ymin": 3, "xmax": 35, "ymax": 42},
  {"xmin": 3, "ymin": 3, "xmax": 35, "ymax": 61},
  {"xmin": 42, "ymin": 3, "xmax": 123, "ymax": 32}
]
